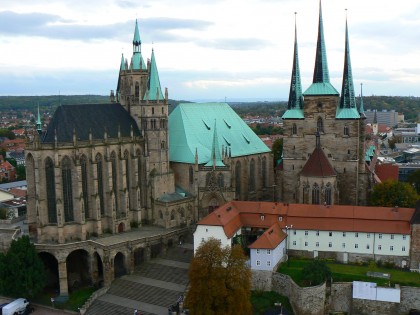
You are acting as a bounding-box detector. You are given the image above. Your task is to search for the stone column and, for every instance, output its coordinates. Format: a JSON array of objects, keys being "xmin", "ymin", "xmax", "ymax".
[
  {"xmin": 58, "ymin": 260, "xmax": 69, "ymax": 297},
  {"xmin": 102, "ymin": 252, "xmax": 114, "ymax": 287}
]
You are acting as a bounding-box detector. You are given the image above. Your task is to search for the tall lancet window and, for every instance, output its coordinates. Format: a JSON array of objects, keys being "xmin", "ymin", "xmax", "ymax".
[
  {"xmin": 111, "ymin": 151, "xmax": 118, "ymax": 212},
  {"xmin": 189, "ymin": 166, "xmax": 194, "ymax": 185},
  {"xmin": 62, "ymin": 156, "xmax": 74, "ymax": 222},
  {"xmin": 235, "ymin": 161, "xmax": 241, "ymax": 197},
  {"xmin": 45, "ymin": 157, "xmax": 57, "ymax": 223},
  {"xmin": 312, "ymin": 183, "xmax": 320, "ymax": 204},
  {"xmin": 325, "ymin": 183, "xmax": 332, "ymax": 205},
  {"xmin": 249, "ymin": 159, "xmax": 256, "ymax": 192},
  {"xmin": 80, "ymin": 155, "xmax": 90, "ymax": 219},
  {"xmin": 317, "ymin": 117, "xmax": 324, "ymax": 133},
  {"xmin": 262, "ymin": 156, "xmax": 267, "ymax": 188},
  {"xmin": 96, "ymin": 153, "xmax": 105, "ymax": 216},
  {"xmin": 292, "ymin": 123, "xmax": 297, "ymax": 135},
  {"xmin": 124, "ymin": 150, "xmax": 130, "ymax": 210}
]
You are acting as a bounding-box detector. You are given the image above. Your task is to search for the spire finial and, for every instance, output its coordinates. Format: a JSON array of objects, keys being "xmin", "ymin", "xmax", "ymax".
[{"xmin": 313, "ymin": 0, "xmax": 330, "ymax": 83}]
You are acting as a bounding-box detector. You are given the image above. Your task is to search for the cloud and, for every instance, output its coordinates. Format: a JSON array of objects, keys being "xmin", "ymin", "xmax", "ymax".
[{"xmin": 195, "ymin": 38, "xmax": 271, "ymax": 50}]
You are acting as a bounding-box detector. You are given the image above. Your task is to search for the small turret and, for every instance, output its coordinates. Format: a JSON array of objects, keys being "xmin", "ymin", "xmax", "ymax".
[{"xmin": 36, "ymin": 104, "xmax": 42, "ymax": 135}]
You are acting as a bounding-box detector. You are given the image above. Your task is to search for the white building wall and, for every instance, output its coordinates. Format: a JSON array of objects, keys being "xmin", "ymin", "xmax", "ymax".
[
  {"xmin": 251, "ymin": 240, "xmax": 286, "ymax": 271},
  {"xmin": 193, "ymin": 225, "xmax": 236, "ymax": 253},
  {"xmin": 288, "ymin": 229, "xmax": 410, "ymax": 257}
]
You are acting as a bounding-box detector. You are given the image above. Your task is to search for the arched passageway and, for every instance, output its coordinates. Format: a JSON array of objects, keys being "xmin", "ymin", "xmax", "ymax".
[
  {"xmin": 92, "ymin": 252, "xmax": 104, "ymax": 288},
  {"xmin": 114, "ymin": 252, "xmax": 127, "ymax": 278},
  {"xmin": 39, "ymin": 252, "xmax": 59, "ymax": 292},
  {"xmin": 66, "ymin": 249, "xmax": 91, "ymax": 292}
]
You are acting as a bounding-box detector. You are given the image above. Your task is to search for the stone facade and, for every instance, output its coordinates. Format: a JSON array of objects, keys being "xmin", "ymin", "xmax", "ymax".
[{"xmin": 410, "ymin": 224, "xmax": 420, "ymax": 270}]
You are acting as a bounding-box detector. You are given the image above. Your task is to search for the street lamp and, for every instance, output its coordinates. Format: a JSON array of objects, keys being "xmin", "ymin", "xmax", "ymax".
[{"xmin": 285, "ymin": 225, "xmax": 293, "ymax": 266}]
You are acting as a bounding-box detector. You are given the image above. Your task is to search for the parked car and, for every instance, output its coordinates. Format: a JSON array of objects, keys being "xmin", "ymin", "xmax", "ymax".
[
  {"xmin": 0, "ymin": 303, "xmax": 9, "ymax": 315},
  {"xmin": 18, "ymin": 304, "xmax": 34, "ymax": 315}
]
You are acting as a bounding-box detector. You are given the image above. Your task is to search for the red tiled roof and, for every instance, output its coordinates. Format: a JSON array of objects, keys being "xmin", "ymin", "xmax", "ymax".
[
  {"xmin": 248, "ymin": 222, "xmax": 287, "ymax": 249},
  {"xmin": 375, "ymin": 163, "xmax": 399, "ymax": 182},
  {"xmin": 301, "ymin": 147, "xmax": 336, "ymax": 177},
  {"xmin": 9, "ymin": 188, "xmax": 27, "ymax": 198}
]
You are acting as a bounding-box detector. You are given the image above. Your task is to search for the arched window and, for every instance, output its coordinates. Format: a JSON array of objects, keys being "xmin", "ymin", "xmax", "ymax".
[
  {"xmin": 217, "ymin": 173, "xmax": 224, "ymax": 188},
  {"xmin": 312, "ymin": 183, "xmax": 320, "ymax": 204},
  {"xmin": 96, "ymin": 153, "xmax": 105, "ymax": 216},
  {"xmin": 235, "ymin": 161, "xmax": 241, "ymax": 197},
  {"xmin": 262, "ymin": 157, "xmax": 267, "ymax": 188},
  {"xmin": 325, "ymin": 183, "xmax": 332, "ymax": 205},
  {"xmin": 170, "ymin": 210, "xmax": 175, "ymax": 220},
  {"xmin": 189, "ymin": 166, "xmax": 194, "ymax": 185},
  {"xmin": 317, "ymin": 117, "xmax": 324, "ymax": 133},
  {"xmin": 206, "ymin": 173, "xmax": 211, "ymax": 186},
  {"xmin": 135, "ymin": 82, "xmax": 139, "ymax": 97},
  {"xmin": 62, "ymin": 156, "xmax": 74, "ymax": 222},
  {"xmin": 111, "ymin": 151, "xmax": 118, "ymax": 212},
  {"xmin": 45, "ymin": 157, "xmax": 57, "ymax": 223},
  {"xmin": 137, "ymin": 149, "xmax": 145, "ymax": 207},
  {"xmin": 249, "ymin": 159, "xmax": 255, "ymax": 192},
  {"xmin": 344, "ymin": 126, "xmax": 349, "ymax": 136},
  {"xmin": 80, "ymin": 155, "xmax": 90, "ymax": 219},
  {"xmin": 292, "ymin": 123, "xmax": 297, "ymax": 135},
  {"xmin": 124, "ymin": 150, "xmax": 130, "ymax": 189}
]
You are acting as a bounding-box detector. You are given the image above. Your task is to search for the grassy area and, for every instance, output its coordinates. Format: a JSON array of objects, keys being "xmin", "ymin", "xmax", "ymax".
[
  {"xmin": 278, "ymin": 258, "xmax": 420, "ymax": 287},
  {"xmin": 33, "ymin": 286, "xmax": 96, "ymax": 312},
  {"xmin": 251, "ymin": 291, "xmax": 294, "ymax": 315}
]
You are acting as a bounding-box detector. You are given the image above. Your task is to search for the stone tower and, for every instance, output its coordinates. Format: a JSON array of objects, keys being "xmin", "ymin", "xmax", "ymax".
[
  {"xmin": 115, "ymin": 20, "xmax": 174, "ymax": 216},
  {"xmin": 281, "ymin": 3, "xmax": 367, "ymax": 205}
]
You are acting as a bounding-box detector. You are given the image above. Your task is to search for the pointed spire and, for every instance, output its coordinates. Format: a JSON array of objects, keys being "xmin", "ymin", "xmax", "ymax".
[
  {"xmin": 313, "ymin": 0, "xmax": 330, "ymax": 83},
  {"xmin": 144, "ymin": 49, "xmax": 164, "ymax": 101},
  {"xmin": 120, "ymin": 53, "xmax": 126, "ymax": 71},
  {"xmin": 36, "ymin": 104, "xmax": 42, "ymax": 135},
  {"xmin": 133, "ymin": 19, "xmax": 141, "ymax": 53},
  {"xmin": 373, "ymin": 109, "xmax": 377, "ymax": 124},
  {"xmin": 359, "ymin": 83, "xmax": 365, "ymax": 114},
  {"xmin": 287, "ymin": 13, "xmax": 303, "ymax": 110},
  {"xmin": 339, "ymin": 13, "xmax": 356, "ymax": 109},
  {"xmin": 205, "ymin": 120, "xmax": 225, "ymax": 168},
  {"xmin": 131, "ymin": 19, "xmax": 146, "ymax": 70}
]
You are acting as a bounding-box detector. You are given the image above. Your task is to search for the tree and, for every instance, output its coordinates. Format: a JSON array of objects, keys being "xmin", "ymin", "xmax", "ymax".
[
  {"xmin": 185, "ymin": 238, "xmax": 252, "ymax": 315},
  {"xmin": 272, "ymin": 138, "xmax": 283, "ymax": 167},
  {"xmin": 301, "ymin": 259, "xmax": 331, "ymax": 286},
  {"xmin": 369, "ymin": 179, "xmax": 419, "ymax": 208},
  {"xmin": 0, "ymin": 235, "xmax": 46, "ymax": 298},
  {"xmin": 407, "ymin": 169, "xmax": 420, "ymax": 194},
  {"xmin": 16, "ymin": 165, "xmax": 26, "ymax": 180}
]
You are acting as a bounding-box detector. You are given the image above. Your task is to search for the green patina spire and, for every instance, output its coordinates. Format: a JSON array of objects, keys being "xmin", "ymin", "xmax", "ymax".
[
  {"xmin": 144, "ymin": 49, "xmax": 164, "ymax": 101},
  {"xmin": 36, "ymin": 104, "xmax": 42, "ymax": 135},
  {"xmin": 131, "ymin": 19, "xmax": 146, "ymax": 70},
  {"xmin": 359, "ymin": 83, "xmax": 365, "ymax": 114},
  {"xmin": 313, "ymin": 0, "xmax": 329, "ymax": 83},
  {"xmin": 282, "ymin": 13, "xmax": 304, "ymax": 119},
  {"xmin": 205, "ymin": 120, "xmax": 225, "ymax": 168},
  {"xmin": 336, "ymin": 13, "xmax": 360, "ymax": 119},
  {"xmin": 304, "ymin": 0, "xmax": 338, "ymax": 96},
  {"xmin": 120, "ymin": 53, "xmax": 126, "ymax": 71}
]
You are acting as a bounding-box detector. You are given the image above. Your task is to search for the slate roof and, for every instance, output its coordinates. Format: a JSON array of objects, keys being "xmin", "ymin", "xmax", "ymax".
[
  {"xmin": 301, "ymin": 147, "xmax": 336, "ymax": 177},
  {"xmin": 42, "ymin": 104, "xmax": 141, "ymax": 143},
  {"xmin": 169, "ymin": 103, "xmax": 270, "ymax": 164}
]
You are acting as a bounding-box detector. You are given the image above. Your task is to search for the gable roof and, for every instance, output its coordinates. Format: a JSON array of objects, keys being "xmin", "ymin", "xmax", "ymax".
[
  {"xmin": 43, "ymin": 104, "xmax": 141, "ymax": 143},
  {"xmin": 169, "ymin": 103, "xmax": 270, "ymax": 164},
  {"xmin": 248, "ymin": 222, "xmax": 287, "ymax": 249},
  {"xmin": 301, "ymin": 147, "xmax": 336, "ymax": 177}
]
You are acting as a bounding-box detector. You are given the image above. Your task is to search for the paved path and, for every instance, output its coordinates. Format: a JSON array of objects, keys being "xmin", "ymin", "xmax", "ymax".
[{"xmin": 85, "ymin": 243, "xmax": 193, "ymax": 315}]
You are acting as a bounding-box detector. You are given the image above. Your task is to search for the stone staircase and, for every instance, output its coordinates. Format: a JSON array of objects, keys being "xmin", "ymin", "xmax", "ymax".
[{"xmin": 85, "ymin": 244, "xmax": 193, "ymax": 315}]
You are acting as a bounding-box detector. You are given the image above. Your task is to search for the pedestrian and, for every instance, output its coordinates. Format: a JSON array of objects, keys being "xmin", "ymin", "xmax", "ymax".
[{"xmin": 134, "ymin": 309, "xmax": 138, "ymax": 315}]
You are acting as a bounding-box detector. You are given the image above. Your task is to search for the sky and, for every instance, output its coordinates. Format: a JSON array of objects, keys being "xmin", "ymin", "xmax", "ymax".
[{"xmin": 0, "ymin": 0, "xmax": 419, "ymax": 101}]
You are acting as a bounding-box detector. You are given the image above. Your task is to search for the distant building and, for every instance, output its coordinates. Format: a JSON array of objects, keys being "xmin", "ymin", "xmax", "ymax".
[{"xmin": 364, "ymin": 109, "xmax": 399, "ymax": 127}]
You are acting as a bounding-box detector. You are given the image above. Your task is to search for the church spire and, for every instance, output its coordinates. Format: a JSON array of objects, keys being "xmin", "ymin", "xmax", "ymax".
[
  {"xmin": 339, "ymin": 14, "xmax": 356, "ymax": 109},
  {"xmin": 359, "ymin": 83, "xmax": 365, "ymax": 114},
  {"xmin": 130, "ymin": 19, "xmax": 146, "ymax": 70},
  {"xmin": 133, "ymin": 19, "xmax": 141, "ymax": 53},
  {"xmin": 144, "ymin": 49, "xmax": 164, "ymax": 101},
  {"xmin": 36, "ymin": 104, "xmax": 42, "ymax": 135},
  {"xmin": 282, "ymin": 13, "xmax": 304, "ymax": 119},
  {"xmin": 120, "ymin": 53, "xmax": 126, "ymax": 71},
  {"xmin": 313, "ymin": 0, "xmax": 330, "ymax": 84}
]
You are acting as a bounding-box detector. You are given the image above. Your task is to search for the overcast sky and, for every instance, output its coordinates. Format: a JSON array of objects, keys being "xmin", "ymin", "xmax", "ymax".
[{"xmin": 0, "ymin": 0, "xmax": 419, "ymax": 101}]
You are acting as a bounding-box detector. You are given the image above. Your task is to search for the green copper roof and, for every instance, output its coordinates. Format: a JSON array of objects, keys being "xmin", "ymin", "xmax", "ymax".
[
  {"xmin": 133, "ymin": 19, "xmax": 141, "ymax": 48},
  {"xmin": 313, "ymin": 0, "xmax": 330, "ymax": 84},
  {"xmin": 335, "ymin": 107, "xmax": 360, "ymax": 119},
  {"xmin": 283, "ymin": 15, "xmax": 304, "ymax": 120},
  {"xmin": 131, "ymin": 20, "xmax": 146, "ymax": 70},
  {"xmin": 36, "ymin": 104, "xmax": 42, "ymax": 134},
  {"xmin": 339, "ymin": 19, "xmax": 356, "ymax": 110},
  {"xmin": 120, "ymin": 53, "xmax": 126, "ymax": 71},
  {"xmin": 204, "ymin": 120, "xmax": 225, "ymax": 167},
  {"xmin": 359, "ymin": 83, "xmax": 365, "ymax": 114},
  {"xmin": 144, "ymin": 49, "xmax": 164, "ymax": 101},
  {"xmin": 169, "ymin": 103, "xmax": 270, "ymax": 164},
  {"xmin": 304, "ymin": 82, "xmax": 338, "ymax": 96},
  {"xmin": 365, "ymin": 145, "xmax": 375, "ymax": 161}
]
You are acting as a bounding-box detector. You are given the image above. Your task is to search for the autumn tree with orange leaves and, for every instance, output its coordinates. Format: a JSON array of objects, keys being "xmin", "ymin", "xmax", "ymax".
[{"xmin": 185, "ymin": 238, "xmax": 252, "ymax": 315}]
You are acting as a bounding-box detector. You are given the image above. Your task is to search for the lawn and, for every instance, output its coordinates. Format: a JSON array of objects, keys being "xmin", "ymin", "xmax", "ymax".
[
  {"xmin": 278, "ymin": 258, "xmax": 420, "ymax": 287},
  {"xmin": 251, "ymin": 291, "xmax": 294, "ymax": 315}
]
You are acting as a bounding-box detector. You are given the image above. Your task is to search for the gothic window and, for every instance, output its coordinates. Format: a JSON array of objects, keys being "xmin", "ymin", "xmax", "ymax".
[
  {"xmin": 209, "ymin": 198, "xmax": 219, "ymax": 213},
  {"xmin": 45, "ymin": 157, "xmax": 57, "ymax": 223},
  {"xmin": 292, "ymin": 123, "xmax": 297, "ymax": 135},
  {"xmin": 249, "ymin": 159, "xmax": 256, "ymax": 192},
  {"xmin": 189, "ymin": 166, "xmax": 194, "ymax": 185},
  {"xmin": 206, "ymin": 173, "xmax": 211, "ymax": 185},
  {"xmin": 171, "ymin": 210, "xmax": 175, "ymax": 220},
  {"xmin": 80, "ymin": 155, "xmax": 90, "ymax": 219},
  {"xmin": 262, "ymin": 156, "xmax": 267, "ymax": 188},
  {"xmin": 135, "ymin": 82, "xmax": 139, "ymax": 97},
  {"xmin": 111, "ymin": 151, "xmax": 118, "ymax": 211},
  {"xmin": 235, "ymin": 161, "xmax": 241, "ymax": 196},
  {"xmin": 217, "ymin": 173, "xmax": 224, "ymax": 188},
  {"xmin": 161, "ymin": 141, "xmax": 165, "ymax": 149},
  {"xmin": 312, "ymin": 183, "xmax": 320, "ymax": 204},
  {"xmin": 325, "ymin": 183, "xmax": 332, "ymax": 205},
  {"xmin": 317, "ymin": 117, "xmax": 324, "ymax": 133},
  {"xmin": 96, "ymin": 153, "xmax": 105, "ymax": 216},
  {"xmin": 162, "ymin": 107, "xmax": 164, "ymax": 114},
  {"xmin": 124, "ymin": 150, "xmax": 130, "ymax": 189},
  {"xmin": 344, "ymin": 125, "xmax": 349, "ymax": 136},
  {"xmin": 62, "ymin": 156, "xmax": 74, "ymax": 222},
  {"xmin": 152, "ymin": 107, "xmax": 154, "ymax": 115}
]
